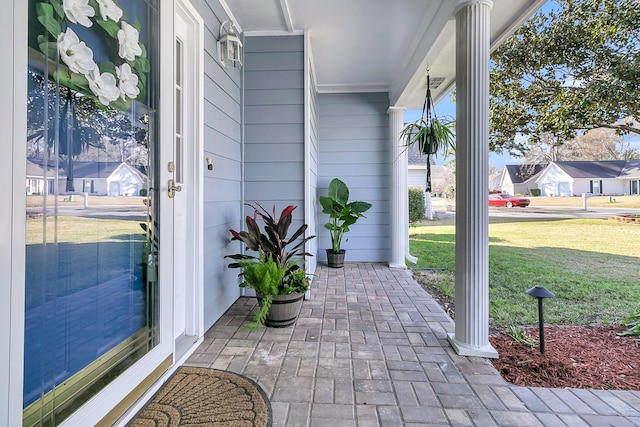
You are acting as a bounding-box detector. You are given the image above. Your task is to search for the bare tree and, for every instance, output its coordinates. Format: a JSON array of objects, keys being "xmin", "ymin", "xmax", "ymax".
[{"xmin": 524, "ymin": 133, "xmax": 570, "ymax": 163}]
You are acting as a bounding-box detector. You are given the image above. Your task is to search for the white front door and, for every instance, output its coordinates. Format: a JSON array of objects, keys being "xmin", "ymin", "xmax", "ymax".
[{"xmin": 173, "ymin": 1, "xmax": 204, "ymax": 359}]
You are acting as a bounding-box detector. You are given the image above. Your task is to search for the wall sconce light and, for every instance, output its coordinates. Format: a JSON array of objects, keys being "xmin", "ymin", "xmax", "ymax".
[{"xmin": 217, "ymin": 20, "xmax": 243, "ymax": 68}]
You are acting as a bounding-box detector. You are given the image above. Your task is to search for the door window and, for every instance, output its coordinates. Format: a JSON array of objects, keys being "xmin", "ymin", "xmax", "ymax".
[{"xmin": 24, "ymin": 0, "xmax": 160, "ymax": 424}]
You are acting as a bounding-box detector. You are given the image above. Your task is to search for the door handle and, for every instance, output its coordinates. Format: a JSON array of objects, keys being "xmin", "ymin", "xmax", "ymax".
[{"xmin": 168, "ymin": 179, "xmax": 182, "ymax": 198}]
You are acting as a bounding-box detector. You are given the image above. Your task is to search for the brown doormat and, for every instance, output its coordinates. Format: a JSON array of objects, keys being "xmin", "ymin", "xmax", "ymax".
[{"xmin": 127, "ymin": 367, "xmax": 272, "ymax": 427}]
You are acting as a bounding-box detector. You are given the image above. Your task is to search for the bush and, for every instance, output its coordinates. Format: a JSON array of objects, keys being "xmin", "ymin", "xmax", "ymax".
[
  {"xmin": 445, "ymin": 185, "xmax": 455, "ymax": 199},
  {"xmin": 529, "ymin": 188, "xmax": 541, "ymax": 196},
  {"xmin": 409, "ymin": 187, "xmax": 426, "ymax": 223}
]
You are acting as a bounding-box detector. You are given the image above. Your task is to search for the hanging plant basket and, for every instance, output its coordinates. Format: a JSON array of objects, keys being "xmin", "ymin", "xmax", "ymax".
[{"xmin": 399, "ymin": 73, "xmax": 455, "ymax": 192}]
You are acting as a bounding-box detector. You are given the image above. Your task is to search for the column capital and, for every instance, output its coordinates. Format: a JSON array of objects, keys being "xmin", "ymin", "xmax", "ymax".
[
  {"xmin": 454, "ymin": 0, "xmax": 493, "ymax": 15},
  {"xmin": 387, "ymin": 106, "xmax": 406, "ymax": 115}
]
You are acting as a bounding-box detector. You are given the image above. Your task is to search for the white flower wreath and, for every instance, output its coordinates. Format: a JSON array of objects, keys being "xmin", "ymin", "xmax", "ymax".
[{"xmin": 36, "ymin": 0, "xmax": 150, "ymax": 110}]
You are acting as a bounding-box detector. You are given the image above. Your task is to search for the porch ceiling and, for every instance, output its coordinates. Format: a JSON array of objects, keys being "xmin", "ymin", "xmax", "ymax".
[{"xmin": 225, "ymin": 0, "xmax": 545, "ymax": 108}]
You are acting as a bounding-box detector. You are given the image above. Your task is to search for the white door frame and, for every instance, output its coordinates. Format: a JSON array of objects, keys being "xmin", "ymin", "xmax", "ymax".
[{"xmin": 174, "ymin": 0, "xmax": 205, "ymax": 348}]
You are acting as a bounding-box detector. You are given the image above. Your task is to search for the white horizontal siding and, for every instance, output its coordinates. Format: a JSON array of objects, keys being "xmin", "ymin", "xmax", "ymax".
[{"xmin": 408, "ymin": 169, "xmax": 426, "ymax": 191}]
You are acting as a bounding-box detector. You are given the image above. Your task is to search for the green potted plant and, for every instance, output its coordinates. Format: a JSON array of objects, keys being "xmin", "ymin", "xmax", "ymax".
[
  {"xmin": 226, "ymin": 203, "xmax": 315, "ymax": 330},
  {"xmin": 319, "ymin": 178, "xmax": 372, "ymax": 268}
]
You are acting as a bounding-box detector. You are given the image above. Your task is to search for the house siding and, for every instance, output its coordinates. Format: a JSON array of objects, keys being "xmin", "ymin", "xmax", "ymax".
[
  {"xmin": 318, "ymin": 92, "xmax": 390, "ymax": 263},
  {"xmin": 193, "ymin": 0, "xmax": 244, "ymax": 329},
  {"xmin": 537, "ymin": 164, "xmax": 573, "ymax": 197},
  {"xmin": 625, "ymin": 179, "xmax": 640, "ymax": 195},
  {"xmin": 408, "ymin": 167, "xmax": 426, "ymax": 191},
  {"xmin": 307, "ymin": 56, "xmax": 319, "ymax": 274},
  {"xmin": 501, "ymin": 183, "xmax": 515, "ymax": 195},
  {"xmin": 243, "ymin": 34, "xmax": 307, "ymax": 261},
  {"xmin": 537, "ymin": 166, "xmax": 627, "ymax": 196}
]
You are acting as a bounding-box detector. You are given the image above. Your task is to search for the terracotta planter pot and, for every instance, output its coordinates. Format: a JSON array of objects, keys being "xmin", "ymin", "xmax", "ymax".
[
  {"xmin": 256, "ymin": 292, "xmax": 305, "ymax": 328},
  {"xmin": 326, "ymin": 249, "xmax": 346, "ymax": 268}
]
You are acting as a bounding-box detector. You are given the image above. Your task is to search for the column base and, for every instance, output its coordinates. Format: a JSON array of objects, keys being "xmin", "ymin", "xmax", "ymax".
[
  {"xmin": 388, "ymin": 262, "xmax": 407, "ymax": 269},
  {"xmin": 448, "ymin": 333, "xmax": 499, "ymax": 358}
]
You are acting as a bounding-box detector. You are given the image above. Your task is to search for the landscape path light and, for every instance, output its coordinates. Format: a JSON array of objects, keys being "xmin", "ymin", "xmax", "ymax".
[{"xmin": 525, "ymin": 285, "xmax": 555, "ymax": 354}]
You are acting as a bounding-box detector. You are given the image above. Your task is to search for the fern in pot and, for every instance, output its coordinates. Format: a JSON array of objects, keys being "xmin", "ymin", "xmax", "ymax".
[{"xmin": 226, "ymin": 203, "xmax": 315, "ymax": 330}]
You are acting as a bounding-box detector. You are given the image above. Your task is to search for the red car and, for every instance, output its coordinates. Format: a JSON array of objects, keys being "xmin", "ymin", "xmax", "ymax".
[{"xmin": 488, "ymin": 193, "xmax": 530, "ymax": 208}]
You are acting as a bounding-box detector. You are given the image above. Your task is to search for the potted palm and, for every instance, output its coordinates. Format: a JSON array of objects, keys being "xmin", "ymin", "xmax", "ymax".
[
  {"xmin": 226, "ymin": 203, "xmax": 315, "ymax": 330},
  {"xmin": 319, "ymin": 178, "xmax": 372, "ymax": 268}
]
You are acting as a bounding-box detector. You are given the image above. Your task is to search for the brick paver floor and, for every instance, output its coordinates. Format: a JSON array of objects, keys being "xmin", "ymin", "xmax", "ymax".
[{"xmin": 184, "ymin": 263, "xmax": 640, "ymax": 426}]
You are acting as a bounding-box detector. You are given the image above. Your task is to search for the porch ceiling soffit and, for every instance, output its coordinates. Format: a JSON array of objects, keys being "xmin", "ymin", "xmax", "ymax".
[{"xmin": 224, "ymin": 0, "xmax": 545, "ymax": 108}]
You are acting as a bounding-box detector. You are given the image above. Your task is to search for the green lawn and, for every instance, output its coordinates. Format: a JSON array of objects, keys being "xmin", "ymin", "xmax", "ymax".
[
  {"xmin": 409, "ymin": 218, "xmax": 640, "ymax": 327},
  {"xmin": 25, "ymin": 215, "xmax": 148, "ymax": 308},
  {"xmin": 529, "ymin": 195, "xmax": 640, "ymax": 209}
]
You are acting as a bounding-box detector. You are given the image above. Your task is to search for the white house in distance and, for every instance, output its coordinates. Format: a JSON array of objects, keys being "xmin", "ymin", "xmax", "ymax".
[
  {"xmin": 25, "ymin": 160, "xmax": 146, "ymax": 196},
  {"xmin": 500, "ymin": 160, "xmax": 640, "ymax": 196},
  {"xmin": 535, "ymin": 160, "xmax": 640, "ymax": 196},
  {"xmin": 499, "ymin": 163, "xmax": 547, "ymax": 195},
  {"xmin": 26, "ymin": 158, "xmax": 64, "ymax": 195},
  {"xmin": 72, "ymin": 161, "xmax": 145, "ymax": 195},
  {"xmin": 106, "ymin": 163, "xmax": 148, "ymax": 197},
  {"xmin": 2, "ymin": 1, "xmax": 546, "ymax": 425}
]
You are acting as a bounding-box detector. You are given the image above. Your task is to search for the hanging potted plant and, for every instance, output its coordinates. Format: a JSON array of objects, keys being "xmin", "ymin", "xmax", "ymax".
[
  {"xmin": 319, "ymin": 178, "xmax": 372, "ymax": 268},
  {"xmin": 226, "ymin": 203, "xmax": 315, "ymax": 330},
  {"xmin": 399, "ymin": 74, "xmax": 455, "ymax": 193}
]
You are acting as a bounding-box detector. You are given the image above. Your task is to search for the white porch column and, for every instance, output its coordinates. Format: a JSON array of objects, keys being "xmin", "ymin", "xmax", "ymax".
[
  {"xmin": 448, "ymin": 0, "xmax": 498, "ymax": 358},
  {"xmin": 388, "ymin": 107, "xmax": 417, "ymax": 268}
]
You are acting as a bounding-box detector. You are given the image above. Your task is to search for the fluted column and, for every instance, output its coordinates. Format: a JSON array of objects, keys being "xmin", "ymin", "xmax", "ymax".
[
  {"xmin": 388, "ymin": 107, "xmax": 415, "ymax": 268},
  {"xmin": 448, "ymin": 0, "xmax": 498, "ymax": 358}
]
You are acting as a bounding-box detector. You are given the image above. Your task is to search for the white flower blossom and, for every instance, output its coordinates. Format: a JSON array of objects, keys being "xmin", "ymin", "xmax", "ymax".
[
  {"xmin": 57, "ymin": 28, "xmax": 96, "ymax": 75},
  {"xmin": 96, "ymin": 0, "xmax": 123, "ymax": 22},
  {"xmin": 87, "ymin": 68, "xmax": 120, "ymax": 106},
  {"xmin": 62, "ymin": 0, "xmax": 95, "ymax": 27},
  {"xmin": 116, "ymin": 63, "xmax": 140, "ymax": 100},
  {"xmin": 117, "ymin": 22, "xmax": 143, "ymax": 61}
]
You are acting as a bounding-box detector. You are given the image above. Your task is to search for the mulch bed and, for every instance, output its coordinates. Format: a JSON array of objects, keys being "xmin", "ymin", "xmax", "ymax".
[
  {"xmin": 412, "ymin": 271, "xmax": 640, "ymax": 390},
  {"xmin": 489, "ymin": 325, "xmax": 640, "ymax": 390}
]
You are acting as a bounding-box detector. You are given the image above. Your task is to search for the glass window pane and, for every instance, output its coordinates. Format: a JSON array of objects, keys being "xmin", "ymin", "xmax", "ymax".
[
  {"xmin": 176, "ymin": 87, "xmax": 182, "ymax": 135},
  {"xmin": 176, "ymin": 39, "xmax": 182, "ymax": 85},
  {"xmin": 176, "ymin": 136, "xmax": 183, "ymax": 183},
  {"xmin": 25, "ymin": 0, "xmax": 160, "ymax": 424}
]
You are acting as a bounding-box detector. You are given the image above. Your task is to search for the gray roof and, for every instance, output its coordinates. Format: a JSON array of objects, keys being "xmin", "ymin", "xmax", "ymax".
[
  {"xmin": 407, "ymin": 143, "xmax": 429, "ymax": 165},
  {"xmin": 553, "ymin": 161, "xmax": 627, "ymax": 179},
  {"xmin": 26, "ymin": 159, "xmax": 146, "ymax": 179},
  {"xmin": 504, "ymin": 164, "xmax": 547, "ymax": 184},
  {"xmin": 619, "ymin": 159, "xmax": 640, "ymax": 178},
  {"xmin": 72, "ymin": 162, "xmax": 123, "ymax": 179},
  {"xmin": 26, "ymin": 158, "xmax": 65, "ymax": 178},
  {"xmin": 406, "ymin": 141, "xmax": 452, "ymax": 166}
]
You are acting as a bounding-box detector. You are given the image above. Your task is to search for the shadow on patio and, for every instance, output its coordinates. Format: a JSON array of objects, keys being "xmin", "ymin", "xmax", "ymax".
[{"xmin": 184, "ymin": 263, "xmax": 640, "ymax": 426}]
